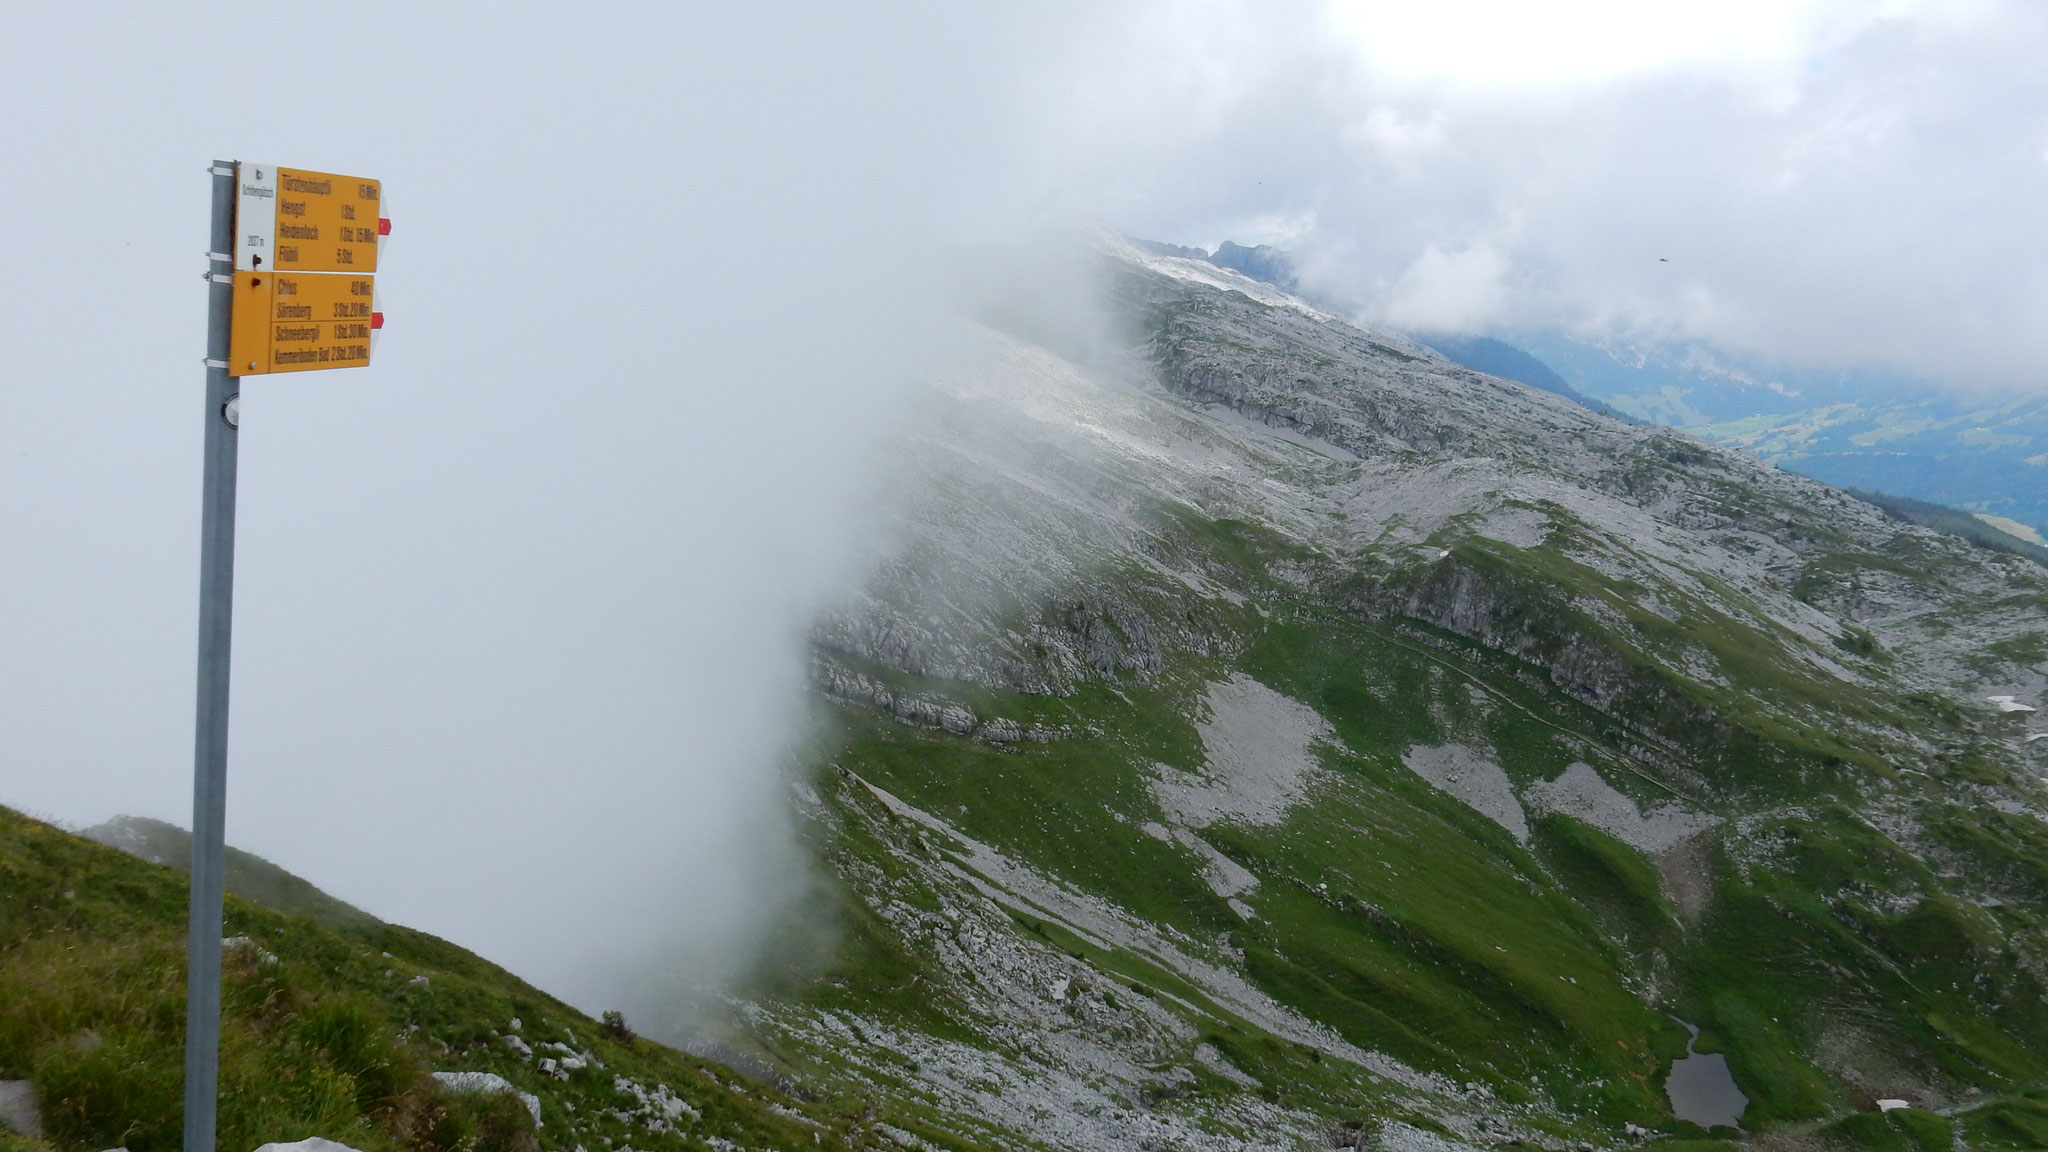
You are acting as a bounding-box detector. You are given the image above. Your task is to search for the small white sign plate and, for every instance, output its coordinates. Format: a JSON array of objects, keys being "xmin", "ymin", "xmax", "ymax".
[{"xmin": 235, "ymin": 162, "xmax": 278, "ymax": 272}]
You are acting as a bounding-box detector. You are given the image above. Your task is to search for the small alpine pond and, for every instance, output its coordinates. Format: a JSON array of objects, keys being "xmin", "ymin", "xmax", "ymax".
[{"xmin": 1666, "ymin": 1018, "xmax": 1748, "ymax": 1129}]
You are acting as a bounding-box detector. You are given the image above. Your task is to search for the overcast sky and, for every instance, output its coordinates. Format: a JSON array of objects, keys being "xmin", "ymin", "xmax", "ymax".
[
  {"xmin": 1, "ymin": 1, "xmax": 2039, "ymax": 1013},
  {"xmin": 1052, "ymin": 0, "xmax": 2048, "ymax": 385}
]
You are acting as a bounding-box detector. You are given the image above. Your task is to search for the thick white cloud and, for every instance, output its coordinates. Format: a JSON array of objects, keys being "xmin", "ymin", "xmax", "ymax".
[
  {"xmin": 1384, "ymin": 240, "xmax": 1513, "ymax": 331},
  {"xmin": 0, "ymin": 3, "xmax": 1070, "ymax": 1020},
  {"xmin": 1077, "ymin": 0, "xmax": 2048, "ymax": 386},
  {"xmin": 1321, "ymin": 0, "xmax": 1951, "ymax": 90}
]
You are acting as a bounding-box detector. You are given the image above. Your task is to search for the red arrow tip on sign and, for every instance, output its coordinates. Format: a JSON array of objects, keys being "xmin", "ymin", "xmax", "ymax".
[
  {"xmin": 371, "ymin": 312, "xmax": 385, "ymax": 330},
  {"xmin": 377, "ymin": 218, "xmax": 392, "ymax": 236}
]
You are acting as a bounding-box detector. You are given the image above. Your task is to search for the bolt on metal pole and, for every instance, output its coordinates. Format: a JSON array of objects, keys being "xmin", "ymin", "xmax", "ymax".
[{"xmin": 186, "ymin": 159, "xmax": 240, "ymax": 1152}]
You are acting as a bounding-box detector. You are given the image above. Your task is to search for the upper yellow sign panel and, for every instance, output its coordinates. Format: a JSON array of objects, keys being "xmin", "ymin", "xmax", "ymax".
[{"xmin": 235, "ymin": 163, "xmax": 381, "ymax": 274}]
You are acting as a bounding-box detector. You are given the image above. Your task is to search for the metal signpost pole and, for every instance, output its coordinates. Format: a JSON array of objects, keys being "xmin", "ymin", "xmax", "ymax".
[
  {"xmin": 183, "ymin": 157, "xmax": 380, "ymax": 1148},
  {"xmin": 186, "ymin": 159, "xmax": 241, "ymax": 1152}
]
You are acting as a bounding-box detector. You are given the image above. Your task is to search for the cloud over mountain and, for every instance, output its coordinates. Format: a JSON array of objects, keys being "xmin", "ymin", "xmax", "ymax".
[{"xmin": 1058, "ymin": 1, "xmax": 2048, "ymax": 387}]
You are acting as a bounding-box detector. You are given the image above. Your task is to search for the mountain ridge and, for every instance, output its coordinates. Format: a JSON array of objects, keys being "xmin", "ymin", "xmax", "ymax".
[
  {"xmin": 710, "ymin": 239, "xmax": 2048, "ymax": 1148},
  {"xmin": 79, "ymin": 814, "xmax": 380, "ymax": 935},
  {"xmin": 1130, "ymin": 235, "xmax": 2048, "ymax": 542}
]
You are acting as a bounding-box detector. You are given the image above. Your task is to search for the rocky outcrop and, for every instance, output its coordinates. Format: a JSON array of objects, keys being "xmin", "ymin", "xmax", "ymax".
[
  {"xmin": 809, "ymin": 659, "xmax": 1062, "ymax": 743},
  {"xmin": 816, "ymin": 581, "xmax": 1183, "ymax": 697}
]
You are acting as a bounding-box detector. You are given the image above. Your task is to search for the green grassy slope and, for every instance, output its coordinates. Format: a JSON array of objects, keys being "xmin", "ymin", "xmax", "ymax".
[
  {"xmin": 0, "ymin": 806, "xmax": 863, "ymax": 1152},
  {"xmin": 80, "ymin": 815, "xmax": 379, "ymax": 934},
  {"xmin": 766, "ymin": 474, "xmax": 2048, "ymax": 1147}
]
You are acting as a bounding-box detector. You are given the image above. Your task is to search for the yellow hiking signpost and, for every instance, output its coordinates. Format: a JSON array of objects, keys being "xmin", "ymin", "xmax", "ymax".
[
  {"xmin": 189, "ymin": 159, "xmax": 387, "ymax": 1152},
  {"xmin": 228, "ymin": 163, "xmax": 384, "ymax": 376}
]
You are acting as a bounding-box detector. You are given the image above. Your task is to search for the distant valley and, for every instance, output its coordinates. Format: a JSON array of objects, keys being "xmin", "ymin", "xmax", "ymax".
[{"xmin": 1497, "ymin": 331, "xmax": 2048, "ymax": 547}]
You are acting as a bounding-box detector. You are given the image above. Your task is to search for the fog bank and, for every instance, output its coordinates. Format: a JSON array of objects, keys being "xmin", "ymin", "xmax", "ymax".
[
  {"xmin": 3, "ymin": 1, "xmax": 2039, "ymax": 1025},
  {"xmin": 0, "ymin": 4, "xmax": 1078, "ymax": 1012}
]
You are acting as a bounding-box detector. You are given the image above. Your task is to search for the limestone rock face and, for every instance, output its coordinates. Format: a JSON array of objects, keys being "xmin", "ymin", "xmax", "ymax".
[{"xmin": 431, "ymin": 1071, "xmax": 543, "ymax": 1127}]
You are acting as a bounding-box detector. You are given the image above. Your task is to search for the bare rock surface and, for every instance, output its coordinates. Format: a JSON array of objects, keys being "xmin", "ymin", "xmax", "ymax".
[
  {"xmin": 746, "ymin": 773, "xmax": 1469, "ymax": 1151},
  {"xmin": 1402, "ymin": 744, "xmax": 1530, "ymax": 841},
  {"xmin": 1368, "ymin": 1121, "xmax": 1488, "ymax": 1151},
  {"xmin": 0, "ymin": 1080, "xmax": 40, "ymax": 1139},
  {"xmin": 1156, "ymin": 674, "xmax": 1335, "ymax": 828},
  {"xmin": 1522, "ymin": 762, "xmax": 1720, "ymax": 853},
  {"xmin": 430, "ymin": 1070, "xmax": 542, "ymax": 1127}
]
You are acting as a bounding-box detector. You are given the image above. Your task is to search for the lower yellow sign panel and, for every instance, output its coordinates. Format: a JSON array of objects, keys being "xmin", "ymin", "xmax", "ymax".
[{"xmin": 228, "ymin": 271, "xmax": 376, "ymax": 376}]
